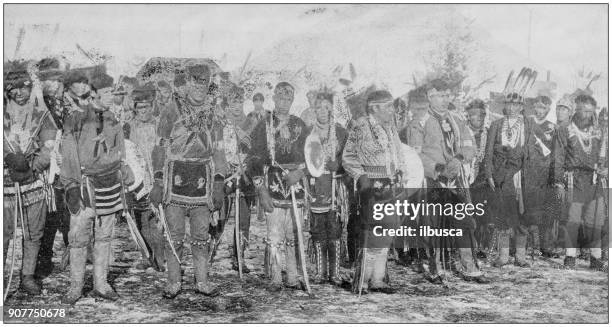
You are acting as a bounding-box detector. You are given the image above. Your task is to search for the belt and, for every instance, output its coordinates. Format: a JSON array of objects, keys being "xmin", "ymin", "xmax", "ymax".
[{"xmin": 363, "ymin": 165, "xmax": 392, "ymax": 179}]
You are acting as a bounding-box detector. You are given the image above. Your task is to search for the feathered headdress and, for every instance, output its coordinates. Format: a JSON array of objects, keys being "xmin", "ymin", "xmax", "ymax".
[{"xmin": 502, "ymin": 67, "xmax": 538, "ymax": 104}]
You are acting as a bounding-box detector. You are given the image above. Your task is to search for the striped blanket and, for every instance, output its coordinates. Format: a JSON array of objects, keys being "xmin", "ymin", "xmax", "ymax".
[
  {"xmin": 86, "ymin": 171, "xmax": 124, "ymax": 216},
  {"xmin": 3, "ymin": 178, "xmax": 46, "ymax": 208}
]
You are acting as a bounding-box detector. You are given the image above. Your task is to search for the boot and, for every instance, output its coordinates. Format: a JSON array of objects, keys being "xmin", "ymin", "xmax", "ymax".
[
  {"xmin": 514, "ymin": 234, "xmax": 530, "ymax": 267},
  {"xmin": 328, "ymin": 240, "xmax": 342, "ymax": 286},
  {"xmin": 312, "ymin": 241, "xmax": 327, "ymax": 284},
  {"xmin": 20, "ymin": 240, "xmax": 42, "ymax": 295},
  {"xmin": 590, "ymin": 256, "xmax": 608, "ymax": 272},
  {"xmin": 192, "ymin": 241, "xmax": 219, "ymax": 297},
  {"xmin": 493, "ymin": 232, "xmax": 510, "ymax": 268},
  {"xmin": 60, "ymin": 249, "xmax": 70, "ymax": 271},
  {"xmin": 284, "ymin": 243, "xmax": 302, "ymax": 289},
  {"xmin": 163, "ymin": 241, "xmax": 183, "ymax": 299},
  {"xmin": 232, "ymin": 232, "xmax": 251, "ymax": 274},
  {"xmin": 90, "ymin": 242, "xmax": 119, "ymax": 301},
  {"xmin": 61, "ymin": 246, "xmax": 87, "ymax": 305},
  {"xmin": 20, "ymin": 275, "xmax": 41, "ymax": 295},
  {"xmin": 563, "ymin": 256, "xmax": 576, "ymax": 269}
]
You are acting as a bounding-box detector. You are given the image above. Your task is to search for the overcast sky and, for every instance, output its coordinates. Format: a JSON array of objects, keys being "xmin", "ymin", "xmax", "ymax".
[{"xmin": 4, "ymin": 4, "xmax": 608, "ymax": 104}]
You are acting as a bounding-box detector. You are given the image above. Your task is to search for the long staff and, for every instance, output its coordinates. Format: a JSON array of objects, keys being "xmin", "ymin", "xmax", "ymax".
[{"xmin": 290, "ymin": 185, "xmax": 311, "ymax": 295}]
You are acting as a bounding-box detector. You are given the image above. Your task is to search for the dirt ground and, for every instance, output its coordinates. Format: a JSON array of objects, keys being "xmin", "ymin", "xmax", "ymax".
[{"xmin": 3, "ymin": 212, "xmax": 609, "ymax": 324}]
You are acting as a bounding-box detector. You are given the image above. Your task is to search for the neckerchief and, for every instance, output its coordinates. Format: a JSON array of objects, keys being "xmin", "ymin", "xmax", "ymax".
[
  {"xmin": 428, "ymin": 107, "xmax": 461, "ymax": 156},
  {"xmin": 501, "ymin": 116, "xmax": 524, "ymax": 148}
]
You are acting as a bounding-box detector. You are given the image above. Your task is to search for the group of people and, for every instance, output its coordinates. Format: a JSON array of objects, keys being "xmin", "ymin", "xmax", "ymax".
[{"xmin": 3, "ymin": 57, "xmax": 608, "ymax": 305}]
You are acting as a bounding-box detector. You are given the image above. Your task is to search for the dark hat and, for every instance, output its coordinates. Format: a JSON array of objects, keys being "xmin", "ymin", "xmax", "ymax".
[
  {"xmin": 316, "ymin": 90, "xmax": 334, "ymax": 104},
  {"xmin": 366, "ymin": 90, "xmax": 393, "ymax": 106},
  {"xmin": 187, "ymin": 64, "xmax": 211, "ymax": 78},
  {"xmin": 63, "ymin": 69, "xmax": 89, "ymax": 87},
  {"xmin": 4, "ymin": 61, "xmax": 31, "ymax": 91},
  {"xmin": 132, "ymin": 82, "xmax": 157, "ymax": 103},
  {"xmin": 274, "ymin": 82, "xmax": 295, "ymax": 97},
  {"xmin": 36, "ymin": 58, "xmax": 64, "ymax": 81},
  {"xmin": 252, "ymin": 92, "xmax": 264, "ymax": 102},
  {"xmin": 226, "ymin": 84, "xmax": 244, "ymax": 102},
  {"xmin": 408, "ymin": 86, "xmax": 428, "ymax": 106},
  {"xmin": 426, "ymin": 78, "xmax": 454, "ymax": 93},
  {"xmin": 465, "ymin": 99, "xmax": 486, "ymax": 113},
  {"xmin": 90, "ymin": 69, "xmax": 114, "ymax": 90},
  {"xmin": 534, "ymin": 95, "xmax": 552, "ymax": 108}
]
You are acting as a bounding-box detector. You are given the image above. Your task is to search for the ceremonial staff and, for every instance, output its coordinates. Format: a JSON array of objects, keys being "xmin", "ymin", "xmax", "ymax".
[
  {"xmin": 3, "ymin": 133, "xmax": 26, "ymax": 300},
  {"xmin": 290, "ymin": 184, "xmax": 312, "ymax": 295},
  {"xmin": 234, "ymin": 174, "xmax": 243, "ymax": 279},
  {"xmin": 272, "ymin": 156, "xmax": 311, "ymax": 293},
  {"xmin": 233, "ymin": 125, "xmax": 247, "ymax": 279}
]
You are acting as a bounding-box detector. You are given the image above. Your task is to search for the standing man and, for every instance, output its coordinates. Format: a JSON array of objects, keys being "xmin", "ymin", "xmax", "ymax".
[
  {"xmin": 149, "ymin": 63, "xmax": 227, "ymax": 299},
  {"xmin": 246, "ymin": 82, "xmax": 309, "ymax": 292},
  {"xmin": 553, "ymin": 95, "xmax": 607, "ymax": 271},
  {"xmin": 4, "ymin": 61, "xmax": 57, "ymax": 295},
  {"xmin": 555, "ymin": 95, "xmax": 575, "ymax": 128},
  {"xmin": 343, "ymin": 90, "xmax": 406, "ymax": 294},
  {"xmin": 245, "ymin": 92, "xmax": 270, "ymax": 136},
  {"xmin": 408, "ymin": 79, "xmax": 488, "ymax": 283},
  {"xmin": 220, "ymin": 84, "xmax": 256, "ymax": 273},
  {"xmin": 465, "ymin": 99, "xmax": 492, "ymax": 257},
  {"xmin": 125, "ymin": 83, "xmax": 165, "ymax": 271},
  {"xmin": 245, "ymin": 92, "xmax": 271, "ymax": 222},
  {"xmin": 523, "ymin": 96, "xmax": 556, "ymax": 257},
  {"xmin": 34, "ymin": 58, "xmax": 72, "ymax": 278},
  {"xmin": 60, "ymin": 69, "xmax": 129, "ymax": 304},
  {"xmin": 484, "ymin": 90, "xmax": 534, "ymax": 268},
  {"xmin": 307, "ymin": 90, "xmax": 348, "ymax": 286}
]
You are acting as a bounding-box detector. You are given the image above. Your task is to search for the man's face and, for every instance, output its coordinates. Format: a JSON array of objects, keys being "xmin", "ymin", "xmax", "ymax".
[
  {"xmin": 427, "ymin": 88, "xmax": 451, "ymax": 111},
  {"xmin": 534, "ymin": 104, "xmax": 550, "ymax": 120},
  {"xmin": 187, "ymin": 77, "xmax": 208, "ymax": 102},
  {"xmin": 556, "ymin": 105, "xmax": 570, "ymax": 123},
  {"xmin": 371, "ymin": 100, "xmax": 395, "ymax": 124},
  {"xmin": 574, "ymin": 103, "xmax": 596, "ymax": 128},
  {"xmin": 503, "ymin": 102, "xmax": 523, "ymax": 117},
  {"xmin": 467, "ymin": 110, "xmax": 485, "ymax": 129},
  {"xmin": 253, "ymin": 99, "xmax": 264, "ymax": 110},
  {"xmin": 8, "ymin": 86, "xmax": 32, "ymax": 105},
  {"xmin": 315, "ymin": 99, "xmax": 332, "ymax": 125},
  {"xmin": 95, "ymin": 87, "xmax": 114, "ymax": 109},
  {"xmin": 410, "ymin": 102, "xmax": 428, "ymax": 121},
  {"xmin": 307, "ymin": 92, "xmax": 317, "ymax": 107},
  {"xmin": 42, "ymin": 80, "xmax": 63, "ymax": 97},
  {"xmin": 135, "ymin": 102, "xmax": 153, "ymax": 120},
  {"xmin": 228, "ymin": 97, "xmax": 244, "ymax": 117},
  {"xmin": 273, "ymin": 87, "xmax": 294, "ymax": 114},
  {"xmin": 69, "ymin": 82, "xmax": 90, "ymax": 97},
  {"xmin": 159, "ymin": 87, "xmax": 171, "ymax": 102}
]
